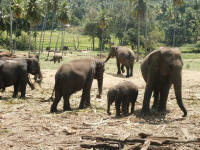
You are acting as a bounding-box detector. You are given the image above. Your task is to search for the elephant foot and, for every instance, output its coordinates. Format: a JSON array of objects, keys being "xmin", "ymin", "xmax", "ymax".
[
  {"xmin": 117, "ymin": 71, "xmax": 121, "ymax": 75},
  {"xmin": 182, "ymin": 112, "xmax": 187, "ymax": 117},
  {"xmin": 63, "ymin": 107, "xmax": 72, "ymax": 111},
  {"xmin": 20, "ymin": 96, "xmax": 26, "ymax": 99},
  {"xmin": 121, "ymin": 69, "xmax": 125, "ymax": 73},
  {"xmin": 50, "ymin": 108, "xmax": 58, "ymax": 113},
  {"xmin": 12, "ymin": 95, "xmax": 17, "ymax": 98},
  {"xmin": 107, "ymin": 111, "xmax": 111, "ymax": 115},
  {"xmin": 126, "ymin": 75, "xmax": 130, "ymax": 78},
  {"xmin": 30, "ymin": 85, "xmax": 35, "ymax": 90},
  {"xmin": 115, "ymin": 114, "xmax": 121, "ymax": 118},
  {"xmin": 141, "ymin": 107, "xmax": 150, "ymax": 114},
  {"xmin": 50, "ymin": 105, "xmax": 58, "ymax": 113},
  {"xmin": 130, "ymin": 73, "xmax": 133, "ymax": 77}
]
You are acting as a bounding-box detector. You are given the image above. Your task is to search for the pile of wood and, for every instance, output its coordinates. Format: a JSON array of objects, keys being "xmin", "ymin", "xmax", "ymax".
[{"xmin": 81, "ymin": 132, "xmax": 200, "ymax": 150}]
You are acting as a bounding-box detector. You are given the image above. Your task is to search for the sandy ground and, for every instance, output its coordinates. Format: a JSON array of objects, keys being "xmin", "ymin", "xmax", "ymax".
[{"xmin": 0, "ymin": 68, "xmax": 200, "ymax": 150}]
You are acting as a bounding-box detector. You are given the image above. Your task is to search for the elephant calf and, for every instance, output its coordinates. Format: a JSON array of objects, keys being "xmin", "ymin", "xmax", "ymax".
[
  {"xmin": 107, "ymin": 81, "xmax": 138, "ymax": 117},
  {"xmin": 50, "ymin": 53, "xmax": 63, "ymax": 64},
  {"xmin": 50, "ymin": 58, "xmax": 105, "ymax": 112}
]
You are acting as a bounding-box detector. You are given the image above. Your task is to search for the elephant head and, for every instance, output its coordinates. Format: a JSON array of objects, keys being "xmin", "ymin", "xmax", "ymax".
[
  {"xmin": 107, "ymin": 89, "xmax": 118, "ymax": 115},
  {"xmin": 94, "ymin": 60, "xmax": 105, "ymax": 98},
  {"xmin": 26, "ymin": 58, "xmax": 43, "ymax": 84},
  {"xmin": 104, "ymin": 46, "xmax": 118, "ymax": 63}
]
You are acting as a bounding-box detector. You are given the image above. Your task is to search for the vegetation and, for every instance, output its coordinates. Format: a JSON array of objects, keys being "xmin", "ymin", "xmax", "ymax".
[{"xmin": 0, "ymin": 0, "xmax": 199, "ymax": 56}]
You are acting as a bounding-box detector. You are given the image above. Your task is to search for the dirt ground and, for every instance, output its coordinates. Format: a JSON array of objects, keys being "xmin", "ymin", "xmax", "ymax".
[{"xmin": 0, "ymin": 67, "xmax": 200, "ymax": 150}]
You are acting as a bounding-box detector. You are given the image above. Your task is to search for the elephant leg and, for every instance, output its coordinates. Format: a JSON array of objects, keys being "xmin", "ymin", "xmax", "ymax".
[
  {"xmin": 158, "ymin": 84, "xmax": 171, "ymax": 113},
  {"xmin": 117, "ymin": 60, "xmax": 121, "ymax": 74},
  {"xmin": 58, "ymin": 59, "xmax": 60, "ymax": 63},
  {"xmin": 142, "ymin": 82, "xmax": 154, "ymax": 113},
  {"xmin": 50, "ymin": 88, "xmax": 62, "ymax": 112},
  {"xmin": 115, "ymin": 100, "xmax": 121, "ymax": 117},
  {"xmin": 63, "ymin": 93, "xmax": 71, "ymax": 111},
  {"xmin": 121, "ymin": 65, "xmax": 125, "ymax": 73},
  {"xmin": 152, "ymin": 89, "xmax": 160, "ymax": 109},
  {"xmin": 130, "ymin": 63, "xmax": 133, "ymax": 77},
  {"xmin": 125, "ymin": 66, "xmax": 130, "ymax": 78},
  {"xmin": 20, "ymin": 82, "xmax": 27, "ymax": 98},
  {"xmin": 13, "ymin": 83, "xmax": 19, "ymax": 98},
  {"xmin": 122, "ymin": 100, "xmax": 127, "ymax": 115},
  {"xmin": 79, "ymin": 88, "xmax": 91, "ymax": 109}
]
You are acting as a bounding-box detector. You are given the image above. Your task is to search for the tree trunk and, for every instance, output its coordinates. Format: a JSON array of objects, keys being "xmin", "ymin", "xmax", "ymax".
[
  {"xmin": 9, "ymin": 0, "xmax": 13, "ymax": 54},
  {"xmin": 55, "ymin": 30, "xmax": 61, "ymax": 51},
  {"xmin": 39, "ymin": 15, "xmax": 47, "ymax": 54},
  {"xmin": 144, "ymin": 1, "xmax": 148, "ymax": 55},
  {"xmin": 14, "ymin": 20, "xmax": 18, "ymax": 53},
  {"xmin": 28, "ymin": 29, "xmax": 32, "ymax": 54},
  {"xmin": 34, "ymin": 28, "xmax": 37, "ymax": 54},
  {"xmin": 173, "ymin": 18, "xmax": 176, "ymax": 47},
  {"xmin": 137, "ymin": 14, "xmax": 141, "ymax": 62},
  {"xmin": 92, "ymin": 35, "xmax": 95, "ymax": 51}
]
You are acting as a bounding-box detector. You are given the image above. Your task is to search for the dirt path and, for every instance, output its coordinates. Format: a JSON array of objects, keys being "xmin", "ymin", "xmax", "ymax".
[{"xmin": 0, "ymin": 69, "xmax": 200, "ymax": 149}]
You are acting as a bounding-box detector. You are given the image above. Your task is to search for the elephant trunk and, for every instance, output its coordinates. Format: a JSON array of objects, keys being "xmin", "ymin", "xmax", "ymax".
[
  {"xmin": 97, "ymin": 75, "xmax": 103, "ymax": 98},
  {"xmin": 34, "ymin": 65, "xmax": 43, "ymax": 85},
  {"xmin": 104, "ymin": 54, "xmax": 111, "ymax": 63},
  {"xmin": 173, "ymin": 69, "xmax": 187, "ymax": 117}
]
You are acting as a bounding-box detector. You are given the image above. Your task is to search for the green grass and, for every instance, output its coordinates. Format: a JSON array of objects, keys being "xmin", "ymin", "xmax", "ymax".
[{"xmin": 35, "ymin": 30, "xmax": 119, "ymax": 51}]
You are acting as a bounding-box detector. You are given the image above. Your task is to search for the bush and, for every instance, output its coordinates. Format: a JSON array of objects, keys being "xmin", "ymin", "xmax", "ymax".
[{"xmin": 16, "ymin": 34, "xmax": 33, "ymax": 50}]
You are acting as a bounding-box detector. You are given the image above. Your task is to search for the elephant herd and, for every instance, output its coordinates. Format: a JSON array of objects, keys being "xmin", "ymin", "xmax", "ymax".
[{"xmin": 0, "ymin": 46, "xmax": 187, "ymax": 118}]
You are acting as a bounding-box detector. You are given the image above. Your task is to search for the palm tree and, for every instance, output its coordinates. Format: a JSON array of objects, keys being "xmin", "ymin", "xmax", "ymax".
[
  {"xmin": 129, "ymin": 0, "xmax": 146, "ymax": 61},
  {"xmin": 12, "ymin": 0, "xmax": 24, "ymax": 53},
  {"xmin": 26, "ymin": 0, "xmax": 42, "ymax": 54},
  {"xmin": 9, "ymin": 0, "xmax": 13, "ymax": 54},
  {"xmin": 57, "ymin": 1, "xmax": 70, "ymax": 54},
  {"xmin": 48, "ymin": 0, "xmax": 59, "ymax": 49}
]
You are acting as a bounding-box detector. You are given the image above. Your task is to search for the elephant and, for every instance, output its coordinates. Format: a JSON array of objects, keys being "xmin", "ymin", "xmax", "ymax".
[
  {"xmin": 50, "ymin": 53, "xmax": 63, "ymax": 64},
  {"xmin": 0, "ymin": 51, "xmax": 12, "ymax": 58},
  {"xmin": 141, "ymin": 47, "xmax": 187, "ymax": 117},
  {"xmin": 104, "ymin": 46, "xmax": 135, "ymax": 77},
  {"xmin": 50, "ymin": 58, "xmax": 105, "ymax": 112},
  {"xmin": 0, "ymin": 58, "xmax": 42, "ymax": 98},
  {"xmin": 107, "ymin": 81, "xmax": 138, "ymax": 117}
]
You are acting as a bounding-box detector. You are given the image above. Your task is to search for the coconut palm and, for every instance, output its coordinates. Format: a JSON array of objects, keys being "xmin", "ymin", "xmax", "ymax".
[
  {"xmin": 129, "ymin": 0, "xmax": 146, "ymax": 61},
  {"xmin": 57, "ymin": 1, "xmax": 70, "ymax": 54},
  {"xmin": 26, "ymin": 0, "xmax": 43, "ymax": 54},
  {"xmin": 12, "ymin": 0, "xmax": 24, "ymax": 53}
]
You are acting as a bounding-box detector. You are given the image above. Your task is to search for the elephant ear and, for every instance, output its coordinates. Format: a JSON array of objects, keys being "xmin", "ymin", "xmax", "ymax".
[{"xmin": 147, "ymin": 50, "xmax": 161, "ymax": 72}]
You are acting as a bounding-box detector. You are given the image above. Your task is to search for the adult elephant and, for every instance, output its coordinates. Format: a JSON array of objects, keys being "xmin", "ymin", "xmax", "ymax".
[
  {"xmin": 0, "ymin": 58, "xmax": 42, "ymax": 98},
  {"xmin": 141, "ymin": 47, "xmax": 187, "ymax": 117},
  {"xmin": 104, "ymin": 46, "xmax": 135, "ymax": 77},
  {"xmin": 50, "ymin": 58, "xmax": 105, "ymax": 112}
]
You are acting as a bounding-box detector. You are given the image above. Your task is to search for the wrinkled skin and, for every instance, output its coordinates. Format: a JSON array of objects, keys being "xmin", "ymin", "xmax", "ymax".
[
  {"xmin": 50, "ymin": 58, "xmax": 105, "ymax": 112},
  {"xmin": 141, "ymin": 47, "xmax": 187, "ymax": 117},
  {"xmin": 105, "ymin": 46, "xmax": 135, "ymax": 77},
  {"xmin": 107, "ymin": 81, "xmax": 138, "ymax": 117},
  {"xmin": 50, "ymin": 53, "xmax": 63, "ymax": 64},
  {"xmin": 0, "ymin": 58, "xmax": 42, "ymax": 98}
]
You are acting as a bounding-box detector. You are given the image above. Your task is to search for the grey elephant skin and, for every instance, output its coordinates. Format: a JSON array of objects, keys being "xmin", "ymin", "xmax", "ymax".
[
  {"xmin": 50, "ymin": 58, "xmax": 105, "ymax": 112},
  {"xmin": 0, "ymin": 58, "xmax": 42, "ymax": 98},
  {"xmin": 141, "ymin": 47, "xmax": 187, "ymax": 117},
  {"xmin": 105, "ymin": 46, "xmax": 135, "ymax": 77},
  {"xmin": 107, "ymin": 81, "xmax": 138, "ymax": 117},
  {"xmin": 50, "ymin": 53, "xmax": 63, "ymax": 64}
]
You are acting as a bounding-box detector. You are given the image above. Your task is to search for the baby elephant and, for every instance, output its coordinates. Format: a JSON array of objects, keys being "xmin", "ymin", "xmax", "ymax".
[
  {"xmin": 50, "ymin": 53, "xmax": 63, "ymax": 63},
  {"xmin": 107, "ymin": 81, "xmax": 138, "ymax": 117}
]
